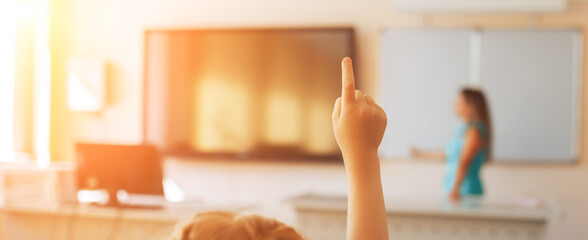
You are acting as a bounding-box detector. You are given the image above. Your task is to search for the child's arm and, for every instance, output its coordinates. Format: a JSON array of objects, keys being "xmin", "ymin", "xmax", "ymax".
[{"xmin": 332, "ymin": 57, "xmax": 389, "ymax": 240}]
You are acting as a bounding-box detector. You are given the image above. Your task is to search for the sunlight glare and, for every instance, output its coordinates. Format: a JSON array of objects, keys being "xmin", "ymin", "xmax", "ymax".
[{"xmin": 0, "ymin": 0, "xmax": 16, "ymax": 161}]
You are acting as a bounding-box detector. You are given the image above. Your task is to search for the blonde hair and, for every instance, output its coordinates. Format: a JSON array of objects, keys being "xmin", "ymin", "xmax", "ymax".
[{"xmin": 171, "ymin": 211, "xmax": 304, "ymax": 240}]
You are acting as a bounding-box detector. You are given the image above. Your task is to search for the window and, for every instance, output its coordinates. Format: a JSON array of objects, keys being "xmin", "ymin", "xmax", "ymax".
[
  {"xmin": 0, "ymin": 0, "xmax": 17, "ymax": 161},
  {"xmin": 0, "ymin": 0, "xmax": 50, "ymax": 165}
]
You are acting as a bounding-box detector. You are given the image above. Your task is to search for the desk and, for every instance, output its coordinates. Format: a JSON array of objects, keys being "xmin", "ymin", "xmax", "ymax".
[
  {"xmin": 0, "ymin": 203, "xmax": 247, "ymax": 240},
  {"xmin": 288, "ymin": 194, "xmax": 551, "ymax": 240}
]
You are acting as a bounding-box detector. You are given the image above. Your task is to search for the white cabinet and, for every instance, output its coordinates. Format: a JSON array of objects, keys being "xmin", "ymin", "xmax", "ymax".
[
  {"xmin": 0, "ymin": 207, "xmax": 184, "ymax": 240},
  {"xmin": 1, "ymin": 213, "xmax": 69, "ymax": 240},
  {"xmin": 116, "ymin": 220, "xmax": 154, "ymax": 240},
  {"xmin": 297, "ymin": 210, "xmax": 547, "ymax": 240},
  {"xmin": 297, "ymin": 211, "xmax": 346, "ymax": 240},
  {"xmin": 150, "ymin": 223, "xmax": 177, "ymax": 240},
  {"xmin": 73, "ymin": 217, "xmax": 117, "ymax": 240},
  {"xmin": 289, "ymin": 195, "xmax": 550, "ymax": 240},
  {"xmin": 115, "ymin": 220, "xmax": 175, "ymax": 240}
]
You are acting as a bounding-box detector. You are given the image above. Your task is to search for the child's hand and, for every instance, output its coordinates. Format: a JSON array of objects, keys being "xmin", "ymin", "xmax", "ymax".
[{"xmin": 332, "ymin": 57, "xmax": 387, "ymax": 163}]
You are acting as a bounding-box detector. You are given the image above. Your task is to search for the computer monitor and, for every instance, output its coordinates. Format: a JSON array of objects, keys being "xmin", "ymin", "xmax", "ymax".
[{"xmin": 75, "ymin": 143, "xmax": 164, "ymax": 206}]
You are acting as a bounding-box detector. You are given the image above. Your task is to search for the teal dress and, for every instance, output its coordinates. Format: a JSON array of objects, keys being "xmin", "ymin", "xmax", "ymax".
[{"xmin": 443, "ymin": 121, "xmax": 488, "ymax": 196}]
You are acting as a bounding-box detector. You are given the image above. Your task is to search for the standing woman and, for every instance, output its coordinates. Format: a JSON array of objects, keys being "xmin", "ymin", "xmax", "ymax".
[{"xmin": 411, "ymin": 88, "xmax": 492, "ymax": 201}]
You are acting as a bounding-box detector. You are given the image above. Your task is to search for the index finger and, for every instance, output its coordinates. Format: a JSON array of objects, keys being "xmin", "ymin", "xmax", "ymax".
[{"xmin": 341, "ymin": 57, "xmax": 356, "ymax": 104}]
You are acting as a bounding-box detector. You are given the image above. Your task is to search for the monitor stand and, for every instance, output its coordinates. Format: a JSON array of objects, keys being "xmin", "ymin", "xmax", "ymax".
[{"xmin": 89, "ymin": 189, "xmax": 165, "ymax": 210}]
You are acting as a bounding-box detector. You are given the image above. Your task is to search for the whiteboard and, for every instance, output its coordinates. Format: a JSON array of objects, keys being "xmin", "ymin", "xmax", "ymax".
[
  {"xmin": 379, "ymin": 30, "xmax": 472, "ymax": 157},
  {"xmin": 379, "ymin": 29, "xmax": 581, "ymax": 162},
  {"xmin": 480, "ymin": 30, "xmax": 581, "ymax": 162}
]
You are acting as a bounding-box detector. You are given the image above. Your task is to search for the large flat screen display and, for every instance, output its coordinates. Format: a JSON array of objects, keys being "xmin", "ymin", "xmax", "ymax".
[{"xmin": 144, "ymin": 28, "xmax": 355, "ymax": 160}]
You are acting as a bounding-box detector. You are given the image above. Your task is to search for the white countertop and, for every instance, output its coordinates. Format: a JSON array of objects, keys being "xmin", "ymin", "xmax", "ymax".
[
  {"xmin": 0, "ymin": 202, "xmax": 252, "ymax": 223},
  {"xmin": 287, "ymin": 194, "xmax": 551, "ymax": 223}
]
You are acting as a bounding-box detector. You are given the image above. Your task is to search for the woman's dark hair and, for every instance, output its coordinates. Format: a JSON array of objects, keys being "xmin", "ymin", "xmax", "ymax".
[{"xmin": 461, "ymin": 87, "xmax": 492, "ymax": 159}]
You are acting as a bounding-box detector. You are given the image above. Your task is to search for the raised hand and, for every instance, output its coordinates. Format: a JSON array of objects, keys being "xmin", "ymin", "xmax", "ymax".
[
  {"xmin": 332, "ymin": 57, "xmax": 387, "ymax": 164},
  {"xmin": 332, "ymin": 57, "xmax": 389, "ymax": 240}
]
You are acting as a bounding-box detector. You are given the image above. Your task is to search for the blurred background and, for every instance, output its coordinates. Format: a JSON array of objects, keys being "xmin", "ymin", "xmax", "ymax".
[{"xmin": 0, "ymin": 0, "xmax": 587, "ymax": 239}]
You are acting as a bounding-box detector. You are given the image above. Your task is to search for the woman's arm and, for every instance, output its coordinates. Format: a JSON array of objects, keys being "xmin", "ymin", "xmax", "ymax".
[
  {"xmin": 450, "ymin": 128, "xmax": 483, "ymax": 200},
  {"xmin": 332, "ymin": 57, "xmax": 388, "ymax": 240},
  {"xmin": 410, "ymin": 147, "xmax": 445, "ymax": 161}
]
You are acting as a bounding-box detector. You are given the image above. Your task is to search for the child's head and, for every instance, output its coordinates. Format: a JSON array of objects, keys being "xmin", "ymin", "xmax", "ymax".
[{"xmin": 172, "ymin": 211, "xmax": 304, "ymax": 240}]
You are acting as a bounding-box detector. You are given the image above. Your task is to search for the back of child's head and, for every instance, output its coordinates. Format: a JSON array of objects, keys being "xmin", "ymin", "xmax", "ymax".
[{"xmin": 172, "ymin": 211, "xmax": 304, "ymax": 240}]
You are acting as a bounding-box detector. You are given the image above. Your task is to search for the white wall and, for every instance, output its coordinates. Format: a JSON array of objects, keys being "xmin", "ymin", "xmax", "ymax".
[{"xmin": 54, "ymin": 0, "xmax": 588, "ymax": 239}]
